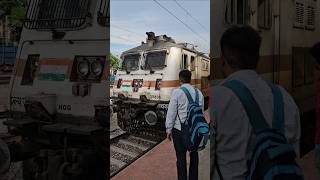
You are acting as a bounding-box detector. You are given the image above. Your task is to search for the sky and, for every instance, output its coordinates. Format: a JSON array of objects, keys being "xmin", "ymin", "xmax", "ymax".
[{"xmin": 111, "ymin": 0, "xmax": 210, "ymax": 56}]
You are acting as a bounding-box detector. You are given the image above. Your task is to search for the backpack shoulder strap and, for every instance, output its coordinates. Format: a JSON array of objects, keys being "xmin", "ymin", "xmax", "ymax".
[
  {"xmin": 269, "ymin": 84, "xmax": 285, "ymax": 134},
  {"xmin": 194, "ymin": 87, "xmax": 199, "ymax": 104},
  {"xmin": 180, "ymin": 87, "xmax": 194, "ymax": 104},
  {"xmin": 223, "ymin": 80, "xmax": 270, "ymax": 134}
]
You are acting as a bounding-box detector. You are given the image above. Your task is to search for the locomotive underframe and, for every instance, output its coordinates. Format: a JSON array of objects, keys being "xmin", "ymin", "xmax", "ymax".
[
  {"xmin": 3, "ymin": 112, "xmax": 108, "ymax": 180},
  {"xmin": 112, "ymin": 98, "xmax": 168, "ymax": 140}
]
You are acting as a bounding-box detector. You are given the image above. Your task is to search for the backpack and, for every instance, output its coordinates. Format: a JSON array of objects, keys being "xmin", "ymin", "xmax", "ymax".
[
  {"xmin": 178, "ymin": 86, "xmax": 209, "ymax": 152},
  {"xmin": 217, "ymin": 80, "xmax": 304, "ymax": 180}
]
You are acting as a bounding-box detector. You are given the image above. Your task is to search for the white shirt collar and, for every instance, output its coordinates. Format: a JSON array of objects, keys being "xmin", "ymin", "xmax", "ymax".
[{"xmin": 221, "ymin": 70, "xmax": 259, "ymax": 84}]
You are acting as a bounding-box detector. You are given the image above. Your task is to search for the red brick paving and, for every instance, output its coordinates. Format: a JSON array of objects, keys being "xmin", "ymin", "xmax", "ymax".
[
  {"xmin": 111, "ymin": 139, "xmax": 177, "ymax": 180},
  {"xmin": 299, "ymin": 150, "xmax": 320, "ymax": 180},
  {"xmin": 112, "ymin": 111, "xmax": 210, "ymax": 180}
]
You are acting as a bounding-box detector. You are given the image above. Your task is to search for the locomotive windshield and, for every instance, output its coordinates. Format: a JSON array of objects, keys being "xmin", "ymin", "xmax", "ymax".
[
  {"xmin": 120, "ymin": 54, "xmax": 140, "ymax": 72},
  {"xmin": 144, "ymin": 51, "xmax": 166, "ymax": 70}
]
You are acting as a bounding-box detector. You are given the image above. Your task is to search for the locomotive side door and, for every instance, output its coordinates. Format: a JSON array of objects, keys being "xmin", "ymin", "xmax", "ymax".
[{"xmin": 273, "ymin": 0, "xmax": 281, "ymax": 84}]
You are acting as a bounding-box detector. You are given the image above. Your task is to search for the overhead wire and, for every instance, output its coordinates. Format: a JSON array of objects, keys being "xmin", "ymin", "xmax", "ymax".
[
  {"xmin": 173, "ymin": 0, "xmax": 209, "ymax": 33},
  {"xmin": 152, "ymin": 0, "xmax": 209, "ymax": 44},
  {"xmin": 110, "ymin": 35, "xmax": 140, "ymax": 44},
  {"xmin": 111, "ymin": 25, "xmax": 146, "ymax": 38}
]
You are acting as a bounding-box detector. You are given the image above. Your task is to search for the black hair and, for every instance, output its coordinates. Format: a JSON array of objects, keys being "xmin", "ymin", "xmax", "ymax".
[
  {"xmin": 179, "ymin": 70, "xmax": 192, "ymax": 83},
  {"xmin": 311, "ymin": 42, "xmax": 320, "ymax": 64},
  {"xmin": 220, "ymin": 25, "xmax": 262, "ymax": 69}
]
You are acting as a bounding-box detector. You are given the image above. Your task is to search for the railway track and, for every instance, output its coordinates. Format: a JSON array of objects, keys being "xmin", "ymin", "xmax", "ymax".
[{"xmin": 110, "ymin": 132, "xmax": 162, "ymax": 177}]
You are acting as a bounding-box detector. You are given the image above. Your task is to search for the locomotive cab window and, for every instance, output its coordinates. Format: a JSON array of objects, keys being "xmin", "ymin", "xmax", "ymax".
[
  {"xmin": 144, "ymin": 51, "xmax": 167, "ymax": 70},
  {"xmin": 181, "ymin": 54, "xmax": 188, "ymax": 70},
  {"xmin": 258, "ymin": 0, "xmax": 272, "ymax": 29},
  {"xmin": 21, "ymin": 55, "xmax": 40, "ymax": 85},
  {"xmin": 202, "ymin": 60, "xmax": 209, "ymax": 71},
  {"xmin": 225, "ymin": 0, "xmax": 248, "ymax": 25},
  {"xmin": 120, "ymin": 54, "xmax": 140, "ymax": 72},
  {"xmin": 24, "ymin": 0, "xmax": 90, "ymax": 30},
  {"xmin": 98, "ymin": 0, "xmax": 110, "ymax": 26}
]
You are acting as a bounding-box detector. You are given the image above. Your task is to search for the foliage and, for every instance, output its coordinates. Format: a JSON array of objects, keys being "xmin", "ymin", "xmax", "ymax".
[
  {"xmin": 10, "ymin": 4, "xmax": 27, "ymax": 28},
  {"xmin": 0, "ymin": 0, "xmax": 27, "ymax": 41},
  {"xmin": 110, "ymin": 53, "xmax": 120, "ymax": 70}
]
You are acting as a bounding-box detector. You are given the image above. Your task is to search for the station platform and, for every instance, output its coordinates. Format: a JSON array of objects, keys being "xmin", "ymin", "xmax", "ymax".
[
  {"xmin": 111, "ymin": 134, "xmax": 210, "ymax": 180},
  {"xmin": 112, "ymin": 111, "xmax": 210, "ymax": 180},
  {"xmin": 299, "ymin": 150, "xmax": 320, "ymax": 180},
  {"xmin": 112, "ymin": 109, "xmax": 320, "ymax": 180}
]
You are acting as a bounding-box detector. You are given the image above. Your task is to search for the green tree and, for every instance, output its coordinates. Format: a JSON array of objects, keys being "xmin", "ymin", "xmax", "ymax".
[
  {"xmin": 10, "ymin": 4, "xmax": 27, "ymax": 28},
  {"xmin": 0, "ymin": 0, "xmax": 27, "ymax": 42},
  {"xmin": 110, "ymin": 53, "xmax": 119, "ymax": 70}
]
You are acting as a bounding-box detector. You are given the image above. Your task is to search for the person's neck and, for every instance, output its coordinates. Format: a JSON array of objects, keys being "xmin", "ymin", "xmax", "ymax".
[
  {"xmin": 223, "ymin": 67, "xmax": 239, "ymax": 78},
  {"xmin": 225, "ymin": 68, "xmax": 256, "ymax": 77},
  {"xmin": 180, "ymin": 83, "xmax": 190, "ymax": 86}
]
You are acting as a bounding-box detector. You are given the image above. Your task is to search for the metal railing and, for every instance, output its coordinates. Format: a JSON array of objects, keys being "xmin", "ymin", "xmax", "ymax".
[
  {"xmin": 0, "ymin": 45, "xmax": 17, "ymax": 65},
  {"xmin": 98, "ymin": 0, "xmax": 109, "ymax": 27},
  {"xmin": 24, "ymin": 0, "xmax": 90, "ymax": 30}
]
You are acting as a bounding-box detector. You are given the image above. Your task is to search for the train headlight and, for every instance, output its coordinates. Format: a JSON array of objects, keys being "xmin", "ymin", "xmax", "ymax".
[
  {"xmin": 71, "ymin": 56, "xmax": 106, "ymax": 82},
  {"xmin": 144, "ymin": 111, "xmax": 158, "ymax": 126},
  {"xmin": 91, "ymin": 60, "xmax": 103, "ymax": 76},
  {"xmin": 77, "ymin": 60, "xmax": 89, "ymax": 77}
]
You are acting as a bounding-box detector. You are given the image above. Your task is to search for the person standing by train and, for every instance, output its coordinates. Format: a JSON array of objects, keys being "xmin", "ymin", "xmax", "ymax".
[
  {"xmin": 165, "ymin": 69, "xmax": 204, "ymax": 180},
  {"xmin": 311, "ymin": 42, "xmax": 320, "ymax": 177},
  {"xmin": 211, "ymin": 25, "xmax": 301, "ymax": 179}
]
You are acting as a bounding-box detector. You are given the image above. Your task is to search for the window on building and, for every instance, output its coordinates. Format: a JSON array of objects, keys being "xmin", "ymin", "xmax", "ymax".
[
  {"xmin": 190, "ymin": 56, "xmax": 195, "ymax": 71},
  {"xmin": 24, "ymin": 0, "xmax": 90, "ymax": 30},
  {"xmin": 258, "ymin": 0, "xmax": 272, "ymax": 29},
  {"xmin": 293, "ymin": 0, "xmax": 317, "ymax": 30},
  {"xmin": 306, "ymin": 4, "xmax": 316, "ymax": 30},
  {"xmin": 294, "ymin": 1, "xmax": 305, "ymax": 28},
  {"xmin": 225, "ymin": 0, "xmax": 248, "ymax": 25}
]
